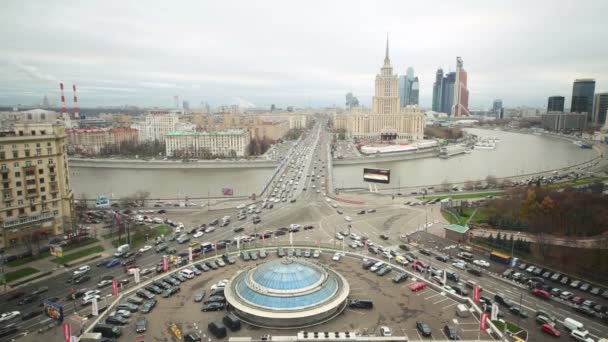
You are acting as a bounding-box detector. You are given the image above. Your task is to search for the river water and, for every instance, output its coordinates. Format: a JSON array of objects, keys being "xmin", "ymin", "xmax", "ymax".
[{"xmin": 70, "ymin": 129, "xmax": 597, "ymax": 198}]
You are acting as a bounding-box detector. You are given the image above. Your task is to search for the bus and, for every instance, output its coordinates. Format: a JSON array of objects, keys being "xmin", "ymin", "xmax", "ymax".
[
  {"xmin": 489, "ymin": 251, "xmax": 511, "ymax": 265},
  {"xmin": 201, "ymin": 242, "xmax": 215, "ymax": 253},
  {"xmin": 457, "ymin": 251, "xmax": 474, "ymax": 262}
]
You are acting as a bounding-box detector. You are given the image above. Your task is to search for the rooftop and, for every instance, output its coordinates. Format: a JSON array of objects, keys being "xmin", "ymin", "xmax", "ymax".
[
  {"xmin": 445, "ymin": 224, "xmax": 469, "ymax": 234},
  {"xmin": 166, "ymin": 129, "xmax": 248, "ymax": 136}
]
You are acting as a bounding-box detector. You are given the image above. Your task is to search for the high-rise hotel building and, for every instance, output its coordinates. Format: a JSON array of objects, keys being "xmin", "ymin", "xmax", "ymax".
[{"xmin": 0, "ymin": 123, "xmax": 73, "ymax": 250}]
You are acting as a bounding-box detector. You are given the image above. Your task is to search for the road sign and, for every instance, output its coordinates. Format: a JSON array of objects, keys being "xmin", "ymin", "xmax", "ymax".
[
  {"xmin": 112, "ymin": 279, "xmax": 119, "ymax": 296},
  {"xmin": 490, "ymin": 303, "xmax": 499, "ymax": 321},
  {"xmin": 480, "ymin": 312, "xmax": 488, "ymax": 331},
  {"xmin": 63, "ymin": 323, "xmax": 71, "ymax": 342}
]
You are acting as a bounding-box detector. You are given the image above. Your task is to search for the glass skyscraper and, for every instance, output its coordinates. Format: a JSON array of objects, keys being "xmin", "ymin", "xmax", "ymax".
[
  {"xmin": 547, "ymin": 96, "xmax": 565, "ymax": 112},
  {"xmin": 571, "ymin": 79, "xmax": 595, "ymax": 122}
]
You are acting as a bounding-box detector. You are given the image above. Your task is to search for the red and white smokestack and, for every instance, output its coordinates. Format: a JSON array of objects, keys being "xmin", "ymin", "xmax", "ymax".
[
  {"xmin": 60, "ymin": 83, "xmax": 67, "ymax": 119},
  {"xmin": 72, "ymin": 84, "xmax": 79, "ymax": 119}
]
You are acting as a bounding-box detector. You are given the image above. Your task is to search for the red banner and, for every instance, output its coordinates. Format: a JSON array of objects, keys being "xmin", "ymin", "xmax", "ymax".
[
  {"xmin": 163, "ymin": 256, "xmax": 169, "ymax": 272},
  {"xmin": 112, "ymin": 279, "xmax": 119, "ymax": 296},
  {"xmin": 63, "ymin": 323, "xmax": 71, "ymax": 342},
  {"xmin": 222, "ymin": 188, "xmax": 233, "ymax": 196},
  {"xmin": 480, "ymin": 312, "xmax": 489, "ymax": 331},
  {"xmin": 473, "ymin": 285, "xmax": 481, "ymax": 302}
]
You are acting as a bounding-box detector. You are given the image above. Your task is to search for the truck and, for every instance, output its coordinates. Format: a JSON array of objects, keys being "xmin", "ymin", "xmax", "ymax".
[
  {"xmin": 114, "ymin": 244, "xmax": 130, "ymax": 257},
  {"xmin": 489, "ymin": 251, "xmax": 512, "ymax": 265}
]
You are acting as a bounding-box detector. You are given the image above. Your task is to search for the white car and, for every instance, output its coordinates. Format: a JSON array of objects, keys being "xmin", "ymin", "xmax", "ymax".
[
  {"xmin": 139, "ymin": 245, "xmax": 152, "ymax": 253},
  {"xmin": 81, "ymin": 295, "xmax": 100, "ymax": 305},
  {"xmin": 109, "ymin": 309, "xmax": 132, "ymax": 318},
  {"xmin": 175, "ymin": 227, "xmax": 181, "ymax": 233},
  {"xmin": 84, "ymin": 290, "xmax": 101, "ymax": 297},
  {"xmin": 73, "ymin": 265, "xmax": 91, "ymax": 277},
  {"xmin": 335, "ymin": 233, "xmax": 344, "ymax": 240},
  {"xmin": 473, "ymin": 259, "xmax": 490, "ymax": 268},
  {"xmin": 204, "ymin": 227, "xmax": 216, "ymax": 233},
  {"xmin": 236, "ymin": 204, "xmax": 246, "ymax": 209},
  {"xmin": 0, "ymin": 311, "xmax": 20, "ymax": 323},
  {"xmin": 379, "ymin": 326, "xmax": 392, "ymax": 337},
  {"xmin": 442, "ymin": 285, "xmax": 456, "ymax": 294},
  {"xmin": 452, "ymin": 262, "xmax": 466, "ymax": 270},
  {"xmin": 193, "ymin": 231, "xmax": 204, "ymax": 238},
  {"xmin": 332, "ymin": 253, "xmax": 341, "ymax": 261},
  {"xmin": 344, "ymin": 216, "xmax": 352, "ymax": 222}
]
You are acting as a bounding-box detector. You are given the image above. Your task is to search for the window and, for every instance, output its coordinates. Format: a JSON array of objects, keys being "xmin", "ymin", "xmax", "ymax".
[
  {"xmin": 13, "ymin": 162, "xmax": 19, "ymax": 167},
  {"xmin": 38, "ymin": 169, "xmax": 43, "ymax": 174},
  {"xmin": 53, "ymin": 210, "xmax": 59, "ymax": 216},
  {"xmin": 2, "ymin": 183, "xmax": 8, "ymax": 189},
  {"xmin": 14, "ymin": 171, "xmax": 20, "ymax": 177},
  {"xmin": 40, "ymin": 129, "xmax": 46, "ymax": 134},
  {"xmin": 39, "ymin": 178, "xmax": 44, "ymax": 183},
  {"xmin": 25, "ymin": 161, "xmax": 32, "ymax": 167},
  {"xmin": 24, "ymin": 150, "xmax": 30, "ymax": 157},
  {"xmin": 37, "ymin": 160, "xmax": 42, "ymax": 165},
  {"xmin": 19, "ymin": 208, "xmax": 25, "ymax": 215},
  {"xmin": 12, "ymin": 151, "xmax": 18, "ymax": 158},
  {"xmin": 47, "ymin": 142, "xmax": 51, "ymax": 147},
  {"xmin": 40, "ymin": 187, "xmax": 45, "ymax": 192},
  {"xmin": 41, "ymin": 195, "xmax": 46, "ymax": 200},
  {"xmin": 36, "ymin": 143, "xmax": 40, "ymax": 148},
  {"xmin": 24, "ymin": 144, "xmax": 29, "ymax": 148},
  {"xmin": 52, "ymin": 201, "xmax": 57, "ymax": 207},
  {"xmin": 0, "ymin": 152, "xmax": 5, "ymax": 159},
  {"xmin": 16, "ymin": 181, "xmax": 21, "ymax": 186},
  {"xmin": 17, "ymin": 190, "xmax": 22, "ymax": 196},
  {"xmin": 47, "ymin": 148, "xmax": 53, "ymax": 154},
  {"xmin": 36, "ymin": 149, "xmax": 41, "ymax": 156},
  {"xmin": 17, "ymin": 200, "xmax": 23, "ymax": 205},
  {"xmin": 6, "ymin": 210, "xmax": 12, "ymax": 217}
]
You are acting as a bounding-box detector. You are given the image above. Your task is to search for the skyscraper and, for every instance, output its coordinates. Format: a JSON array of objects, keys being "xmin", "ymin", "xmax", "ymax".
[
  {"xmin": 441, "ymin": 72, "xmax": 456, "ymax": 114},
  {"xmin": 452, "ymin": 56, "xmax": 470, "ymax": 116},
  {"xmin": 398, "ymin": 67, "xmax": 419, "ymax": 106},
  {"xmin": 492, "ymin": 99, "xmax": 504, "ymax": 119},
  {"xmin": 571, "ymin": 79, "xmax": 595, "ymax": 122},
  {"xmin": 592, "ymin": 93, "xmax": 608, "ymax": 126},
  {"xmin": 432, "ymin": 68, "xmax": 444, "ymax": 112},
  {"xmin": 547, "ymin": 96, "xmax": 565, "ymax": 112}
]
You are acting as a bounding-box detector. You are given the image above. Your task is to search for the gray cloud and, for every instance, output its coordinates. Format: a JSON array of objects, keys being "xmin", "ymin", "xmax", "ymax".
[{"xmin": 0, "ymin": 0, "xmax": 607, "ymax": 109}]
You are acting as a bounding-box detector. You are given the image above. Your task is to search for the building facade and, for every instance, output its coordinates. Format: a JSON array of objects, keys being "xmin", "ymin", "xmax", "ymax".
[
  {"xmin": 399, "ymin": 67, "xmax": 419, "ymax": 106},
  {"xmin": 165, "ymin": 129, "xmax": 249, "ymax": 158},
  {"xmin": 132, "ymin": 112, "xmax": 179, "ymax": 142},
  {"xmin": 547, "ymin": 96, "xmax": 565, "ymax": 112},
  {"xmin": 0, "ymin": 124, "xmax": 73, "ymax": 250},
  {"xmin": 571, "ymin": 79, "xmax": 596, "ymax": 122},
  {"xmin": 592, "ymin": 93, "xmax": 608, "ymax": 126},
  {"xmin": 334, "ymin": 39, "xmax": 424, "ymax": 141},
  {"xmin": 66, "ymin": 128, "xmax": 139, "ymax": 155},
  {"xmin": 541, "ymin": 112, "xmax": 587, "ymax": 132},
  {"xmin": 452, "ymin": 56, "xmax": 470, "ymax": 116}
]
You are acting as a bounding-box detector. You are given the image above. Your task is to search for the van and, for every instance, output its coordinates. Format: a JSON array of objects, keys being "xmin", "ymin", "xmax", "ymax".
[
  {"xmin": 446, "ymin": 271, "xmax": 460, "ymax": 282},
  {"xmin": 180, "ymin": 269, "xmax": 194, "ymax": 279},
  {"xmin": 222, "ymin": 313, "xmax": 241, "ymax": 331},
  {"xmin": 456, "ymin": 304, "xmax": 470, "ymax": 318},
  {"xmin": 563, "ymin": 317, "xmax": 586, "ymax": 333},
  {"xmin": 208, "ymin": 321, "xmax": 227, "ymax": 338},
  {"xmin": 114, "ymin": 244, "xmax": 130, "ymax": 257},
  {"xmin": 92, "ymin": 324, "xmax": 122, "ymax": 338}
]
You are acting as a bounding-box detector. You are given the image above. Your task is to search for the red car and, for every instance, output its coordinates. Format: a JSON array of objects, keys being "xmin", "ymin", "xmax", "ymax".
[
  {"xmin": 540, "ymin": 324, "xmax": 561, "ymax": 337},
  {"xmin": 531, "ymin": 288, "xmax": 550, "ymax": 299},
  {"xmin": 409, "ymin": 282, "xmax": 427, "ymax": 292},
  {"xmin": 572, "ymin": 296, "xmax": 584, "ymax": 304}
]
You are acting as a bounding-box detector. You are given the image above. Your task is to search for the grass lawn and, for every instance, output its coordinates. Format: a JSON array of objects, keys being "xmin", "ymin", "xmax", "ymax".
[
  {"xmin": 3, "ymin": 267, "xmax": 39, "ymax": 283},
  {"xmin": 111, "ymin": 224, "xmax": 172, "ymax": 248},
  {"xmin": 442, "ymin": 207, "xmax": 487, "ymax": 225},
  {"xmin": 51, "ymin": 245, "xmax": 104, "ymax": 264},
  {"xmin": 418, "ymin": 191, "xmax": 504, "ymax": 201},
  {"xmin": 544, "ymin": 176, "xmax": 608, "ymax": 190},
  {"xmin": 492, "ymin": 320, "xmax": 523, "ymax": 334},
  {"xmin": 5, "ymin": 238, "xmax": 99, "ymax": 267}
]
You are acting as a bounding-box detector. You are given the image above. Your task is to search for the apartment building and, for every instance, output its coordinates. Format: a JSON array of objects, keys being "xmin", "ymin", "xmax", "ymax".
[
  {"xmin": 66, "ymin": 127, "xmax": 139, "ymax": 155},
  {"xmin": 131, "ymin": 112, "xmax": 179, "ymax": 142},
  {"xmin": 0, "ymin": 123, "xmax": 73, "ymax": 250},
  {"xmin": 165, "ymin": 129, "xmax": 249, "ymax": 158}
]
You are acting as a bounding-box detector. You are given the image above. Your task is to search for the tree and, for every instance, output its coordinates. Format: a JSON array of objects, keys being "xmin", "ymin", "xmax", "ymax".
[
  {"xmin": 486, "ymin": 175, "xmax": 498, "ymax": 188},
  {"xmin": 134, "ymin": 190, "xmax": 150, "ymax": 207},
  {"xmin": 441, "ymin": 180, "xmax": 452, "ymax": 192}
]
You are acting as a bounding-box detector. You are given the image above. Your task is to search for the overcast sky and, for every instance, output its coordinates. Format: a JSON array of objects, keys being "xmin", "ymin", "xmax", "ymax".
[{"xmin": 1, "ymin": 0, "xmax": 607, "ymax": 110}]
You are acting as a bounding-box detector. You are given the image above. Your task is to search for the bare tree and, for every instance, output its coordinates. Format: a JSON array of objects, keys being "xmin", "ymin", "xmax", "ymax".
[
  {"xmin": 441, "ymin": 180, "xmax": 452, "ymax": 192},
  {"xmin": 134, "ymin": 190, "xmax": 151, "ymax": 207},
  {"xmin": 463, "ymin": 180, "xmax": 474, "ymax": 190},
  {"xmin": 486, "ymin": 175, "xmax": 498, "ymax": 188}
]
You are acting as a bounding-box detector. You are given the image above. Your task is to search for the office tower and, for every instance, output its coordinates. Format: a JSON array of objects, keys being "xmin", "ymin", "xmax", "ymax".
[
  {"xmin": 0, "ymin": 123, "xmax": 73, "ymax": 250},
  {"xmin": 571, "ymin": 79, "xmax": 595, "ymax": 122},
  {"xmin": 399, "ymin": 67, "xmax": 419, "ymax": 107},
  {"xmin": 452, "ymin": 56, "xmax": 470, "ymax": 116},
  {"xmin": 592, "ymin": 93, "xmax": 608, "ymax": 126},
  {"xmin": 182, "ymin": 100, "xmax": 190, "ymax": 111},
  {"xmin": 410, "ymin": 76, "xmax": 419, "ymax": 105},
  {"xmin": 42, "ymin": 95, "xmax": 50, "ymax": 108},
  {"xmin": 174, "ymin": 95, "xmax": 180, "ymax": 109},
  {"xmin": 547, "ymin": 96, "xmax": 565, "ymax": 112},
  {"xmin": 492, "ymin": 99, "xmax": 503, "ymax": 112},
  {"xmin": 432, "ymin": 68, "xmax": 444, "ymax": 112},
  {"xmin": 441, "ymin": 72, "xmax": 456, "ymax": 114}
]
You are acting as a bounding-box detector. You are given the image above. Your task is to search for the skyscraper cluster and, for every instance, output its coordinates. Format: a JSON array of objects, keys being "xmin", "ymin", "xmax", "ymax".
[
  {"xmin": 547, "ymin": 79, "xmax": 607, "ymax": 127},
  {"xmin": 431, "ymin": 57, "xmax": 470, "ymax": 116},
  {"xmin": 399, "ymin": 67, "xmax": 419, "ymax": 106}
]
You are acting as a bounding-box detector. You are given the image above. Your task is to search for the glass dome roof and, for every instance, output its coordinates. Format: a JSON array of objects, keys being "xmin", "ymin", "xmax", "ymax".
[{"xmin": 251, "ymin": 259, "xmax": 323, "ymax": 290}]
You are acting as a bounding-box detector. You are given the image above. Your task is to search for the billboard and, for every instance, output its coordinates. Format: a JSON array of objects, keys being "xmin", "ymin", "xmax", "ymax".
[
  {"xmin": 50, "ymin": 245, "xmax": 63, "ymax": 257},
  {"xmin": 222, "ymin": 188, "xmax": 234, "ymax": 196},
  {"xmin": 95, "ymin": 195, "xmax": 110, "ymax": 207},
  {"xmin": 363, "ymin": 168, "xmax": 391, "ymax": 184},
  {"xmin": 44, "ymin": 300, "xmax": 64, "ymax": 322}
]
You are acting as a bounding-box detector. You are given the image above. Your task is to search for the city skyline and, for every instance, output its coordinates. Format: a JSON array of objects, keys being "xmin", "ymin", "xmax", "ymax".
[{"xmin": 1, "ymin": 0, "xmax": 607, "ymax": 109}]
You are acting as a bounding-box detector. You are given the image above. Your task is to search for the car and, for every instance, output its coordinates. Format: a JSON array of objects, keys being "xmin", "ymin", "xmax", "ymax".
[
  {"xmin": 97, "ymin": 279, "xmax": 113, "ymax": 288},
  {"xmin": 560, "ymin": 291, "xmax": 574, "ymax": 300},
  {"xmin": 531, "ymin": 288, "xmax": 550, "ymax": 299},
  {"xmin": 193, "ymin": 231, "xmax": 204, "ymax": 238},
  {"xmin": 444, "ymin": 324, "xmax": 459, "ymax": 340},
  {"xmin": 344, "ymin": 216, "xmax": 352, "ymax": 222},
  {"xmin": 0, "ymin": 312, "xmax": 20, "ymax": 323},
  {"xmin": 357, "ymin": 210, "xmax": 366, "ymax": 215},
  {"xmin": 140, "ymin": 300, "xmax": 157, "ymax": 314},
  {"xmin": 105, "ymin": 315, "xmax": 128, "ymax": 326},
  {"xmin": 392, "ymin": 273, "xmax": 409, "ymax": 283},
  {"xmin": 31, "ymin": 286, "xmax": 49, "ymax": 295},
  {"xmin": 126, "ymin": 296, "xmax": 144, "ymax": 305},
  {"xmin": 509, "ymin": 306, "xmax": 528, "ymax": 318},
  {"xmin": 117, "ymin": 303, "xmax": 139, "ymax": 313},
  {"xmin": 379, "ymin": 326, "xmax": 391, "ymax": 337},
  {"xmin": 536, "ymin": 314, "xmax": 555, "ymax": 326},
  {"xmin": 332, "ymin": 253, "xmax": 341, "ymax": 261},
  {"xmin": 73, "ymin": 265, "xmax": 91, "ymax": 277},
  {"xmin": 194, "ymin": 290, "xmax": 206, "ymax": 302},
  {"xmin": 335, "ymin": 233, "xmax": 344, "ymax": 240},
  {"xmin": 416, "ymin": 321, "xmax": 432, "ymax": 337},
  {"xmin": 377, "ymin": 266, "xmax": 392, "ymax": 276},
  {"xmin": 570, "ymin": 329, "xmax": 593, "ymax": 342},
  {"xmin": 74, "ymin": 275, "xmax": 91, "ymax": 284},
  {"xmin": 259, "ymin": 250, "xmax": 267, "ymax": 259},
  {"xmin": 19, "ymin": 295, "xmax": 39, "ymax": 305},
  {"xmin": 574, "ymin": 305, "xmax": 596, "ymax": 317},
  {"xmin": 139, "ymin": 245, "xmax": 152, "ymax": 253},
  {"xmin": 473, "ymin": 260, "xmax": 490, "ymax": 267},
  {"xmin": 201, "ymin": 302, "xmax": 225, "ymax": 312},
  {"xmin": 541, "ymin": 323, "xmax": 561, "ymax": 337},
  {"xmin": 81, "ymin": 295, "xmax": 100, "ymax": 305},
  {"xmin": 135, "ymin": 317, "xmax": 147, "ymax": 333},
  {"xmin": 106, "ymin": 258, "xmax": 121, "ymax": 268},
  {"xmin": 409, "ymin": 282, "xmax": 427, "ymax": 292},
  {"xmin": 367, "ymin": 209, "xmax": 376, "ymax": 213},
  {"xmin": 452, "ymin": 262, "xmax": 466, "ymax": 270},
  {"xmin": 162, "ymin": 287, "xmax": 181, "ymax": 298}
]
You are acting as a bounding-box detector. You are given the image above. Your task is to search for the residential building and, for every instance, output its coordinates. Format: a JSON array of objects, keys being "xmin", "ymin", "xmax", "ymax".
[
  {"xmin": 541, "ymin": 112, "xmax": 587, "ymax": 132},
  {"xmin": 66, "ymin": 128, "xmax": 139, "ymax": 155},
  {"xmin": 452, "ymin": 56, "xmax": 470, "ymax": 116},
  {"xmin": 0, "ymin": 109, "xmax": 62, "ymax": 130},
  {"xmin": 571, "ymin": 79, "xmax": 596, "ymax": 122},
  {"xmin": 333, "ymin": 38, "xmax": 424, "ymax": 141},
  {"xmin": 547, "ymin": 96, "xmax": 565, "ymax": 112},
  {"xmin": 250, "ymin": 120, "xmax": 290, "ymax": 141},
  {"xmin": 165, "ymin": 129, "xmax": 249, "ymax": 158},
  {"xmin": 592, "ymin": 93, "xmax": 608, "ymax": 126},
  {"xmin": 131, "ymin": 112, "xmax": 179, "ymax": 142},
  {"xmin": 0, "ymin": 123, "xmax": 73, "ymax": 250}
]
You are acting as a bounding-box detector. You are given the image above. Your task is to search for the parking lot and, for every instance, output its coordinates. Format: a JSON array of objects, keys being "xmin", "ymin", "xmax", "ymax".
[{"xmin": 113, "ymin": 248, "xmax": 494, "ymax": 341}]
